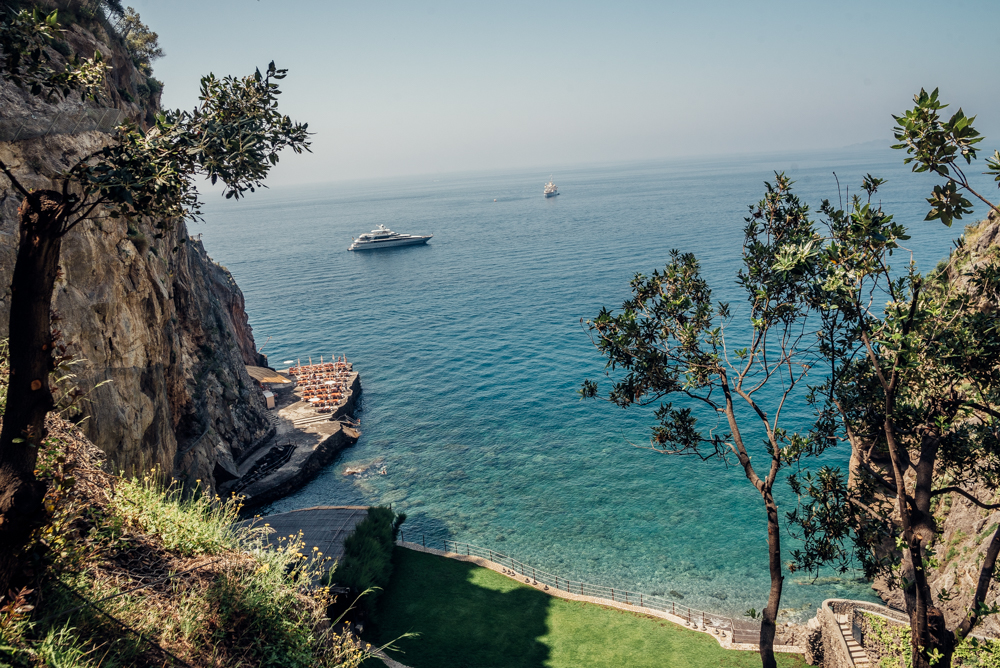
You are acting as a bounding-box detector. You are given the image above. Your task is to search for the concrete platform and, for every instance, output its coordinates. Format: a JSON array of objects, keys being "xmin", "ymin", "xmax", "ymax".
[
  {"xmin": 238, "ymin": 505, "xmax": 369, "ymax": 565},
  {"xmin": 218, "ymin": 372, "xmax": 362, "ymax": 509}
]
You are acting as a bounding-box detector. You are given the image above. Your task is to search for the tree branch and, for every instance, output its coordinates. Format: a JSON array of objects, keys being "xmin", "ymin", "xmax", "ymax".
[
  {"xmin": 929, "ymin": 487, "xmax": 1000, "ymax": 510},
  {"xmin": 0, "ymin": 158, "xmax": 31, "ymax": 199},
  {"xmin": 955, "ymin": 524, "xmax": 1000, "ymax": 640}
]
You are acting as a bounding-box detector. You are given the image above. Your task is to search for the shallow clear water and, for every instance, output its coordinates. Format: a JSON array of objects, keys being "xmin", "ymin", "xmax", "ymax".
[{"xmin": 197, "ymin": 147, "xmax": 985, "ymax": 621}]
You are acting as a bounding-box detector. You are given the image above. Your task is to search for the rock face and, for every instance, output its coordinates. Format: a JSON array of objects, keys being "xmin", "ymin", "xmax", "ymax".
[
  {"xmin": 872, "ymin": 483, "xmax": 1000, "ymax": 638},
  {"xmin": 0, "ymin": 12, "xmax": 272, "ymax": 491}
]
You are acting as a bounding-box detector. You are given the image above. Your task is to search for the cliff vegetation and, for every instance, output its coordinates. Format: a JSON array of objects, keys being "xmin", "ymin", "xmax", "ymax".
[{"xmin": 0, "ymin": 355, "xmax": 369, "ymax": 667}]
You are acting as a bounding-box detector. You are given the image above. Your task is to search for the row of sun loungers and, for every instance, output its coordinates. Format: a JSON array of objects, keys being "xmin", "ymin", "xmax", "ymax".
[{"xmin": 289, "ymin": 358, "xmax": 354, "ymax": 414}]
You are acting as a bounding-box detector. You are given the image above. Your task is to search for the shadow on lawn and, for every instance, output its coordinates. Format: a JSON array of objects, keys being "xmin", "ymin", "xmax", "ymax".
[{"xmin": 374, "ymin": 548, "xmax": 551, "ymax": 668}]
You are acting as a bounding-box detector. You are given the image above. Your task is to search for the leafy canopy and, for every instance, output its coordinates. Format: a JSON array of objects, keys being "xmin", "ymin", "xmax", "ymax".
[
  {"xmin": 893, "ymin": 87, "xmax": 1000, "ymax": 226},
  {"xmin": 53, "ymin": 61, "xmax": 311, "ymax": 238}
]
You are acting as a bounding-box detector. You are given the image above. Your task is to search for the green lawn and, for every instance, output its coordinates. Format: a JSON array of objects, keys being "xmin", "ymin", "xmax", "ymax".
[{"xmin": 370, "ymin": 547, "xmax": 807, "ymax": 668}]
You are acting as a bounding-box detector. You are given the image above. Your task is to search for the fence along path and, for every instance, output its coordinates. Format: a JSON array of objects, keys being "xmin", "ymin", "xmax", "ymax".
[{"xmin": 396, "ymin": 535, "xmax": 798, "ymax": 651}]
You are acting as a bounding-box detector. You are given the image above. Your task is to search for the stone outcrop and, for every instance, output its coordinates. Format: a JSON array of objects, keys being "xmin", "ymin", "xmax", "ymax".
[
  {"xmin": 872, "ymin": 483, "xmax": 1000, "ymax": 639},
  {"xmin": 0, "ymin": 10, "xmax": 273, "ymax": 492},
  {"xmin": 803, "ymin": 615, "xmax": 823, "ymax": 666}
]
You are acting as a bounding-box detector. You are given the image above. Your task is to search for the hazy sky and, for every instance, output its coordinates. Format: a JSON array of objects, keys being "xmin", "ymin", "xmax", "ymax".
[{"xmin": 131, "ymin": 0, "xmax": 1000, "ymax": 186}]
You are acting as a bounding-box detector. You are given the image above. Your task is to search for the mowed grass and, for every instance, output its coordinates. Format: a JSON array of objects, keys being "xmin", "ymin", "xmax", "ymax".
[{"xmin": 371, "ymin": 548, "xmax": 807, "ymax": 668}]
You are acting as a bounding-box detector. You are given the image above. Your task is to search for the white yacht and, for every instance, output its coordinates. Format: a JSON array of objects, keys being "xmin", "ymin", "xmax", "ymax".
[
  {"xmin": 544, "ymin": 177, "xmax": 559, "ymax": 198},
  {"xmin": 348, "ymin": 224, "xmax": 432, "ymax": 251}
]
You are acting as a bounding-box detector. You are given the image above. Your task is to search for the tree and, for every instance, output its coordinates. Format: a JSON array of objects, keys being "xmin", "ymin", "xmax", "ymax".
[
  {"xmin": 118, "ymin": 6, "xmax": 162, "ymax": 71},
  {"xmin": 784, "ymin": 89, "xmax": 1000, "ymax": 668},
  {"xmin": 0, "ymin": 9, "xmax": 310, "ymax": 598},
  {"xmin": 581, "ymin": 174, "xmax": 825, "ymax": 668}
]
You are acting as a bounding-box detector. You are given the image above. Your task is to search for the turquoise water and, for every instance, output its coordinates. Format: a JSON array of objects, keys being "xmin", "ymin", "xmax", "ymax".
[{"xmin": 198, "ymin": 148, "xmax": 983, "ymax": 621}]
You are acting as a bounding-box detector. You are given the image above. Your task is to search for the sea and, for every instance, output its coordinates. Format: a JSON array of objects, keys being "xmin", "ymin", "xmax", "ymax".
[{"xmin": 197, "ymin": 145, "xmax": 991, "ymax": 622}]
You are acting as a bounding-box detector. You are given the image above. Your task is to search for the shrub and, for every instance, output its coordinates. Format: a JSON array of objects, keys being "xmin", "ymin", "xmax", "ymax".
[
  {"xmin": 332, "ymin": 506, "xmax": 405, "ymax": 618},
  {"xmin": 108, "ymin": 472, "xmax": 239, "ymax": 556}
]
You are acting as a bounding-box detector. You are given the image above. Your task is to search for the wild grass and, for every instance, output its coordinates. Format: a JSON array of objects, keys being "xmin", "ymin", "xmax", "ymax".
[
  {"xmin": 1, "ymin": 456, "xmax": 372, "ymax": 667},
  {"xmin": 108, "ymin": 471, "xmax": 241, "ymax": 556}
]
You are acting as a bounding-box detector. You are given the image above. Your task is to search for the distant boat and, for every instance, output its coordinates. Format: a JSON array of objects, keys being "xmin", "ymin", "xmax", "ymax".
[
  {"xmin": 544, "ymin": 177, "xmax": 559, "ymax": 198},
  {"xmin": 348, "ymin": 224, "xmax": 432, "ymax": 251}
]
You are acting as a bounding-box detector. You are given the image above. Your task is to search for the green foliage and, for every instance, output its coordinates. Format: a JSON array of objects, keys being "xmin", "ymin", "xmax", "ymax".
[
  {"xmin": 108, "ymin": 471, "xmax": 240, "ymax": 556},
  {"xmin": 581, "ymin": 172, "xmax": 828, "ymax": 665},
  {"xmin": 978, "ymin": 524, "xmax": 999, "ymax": 546},
  {"xmin": 332, "ymin": 506, "xmax": 404, "ymax": 618},
  {"xmin": 134, "ymin": 75, "xmax": 162, "ymax": 102},
  {"xmin": 118, "ymin": 7, "xmax": 162, "ymax": 72},
  {"xmin": 861, "ymin": 611, "xmax": 913, "ymax": 668},
  {"xmin": 581, "ymin": 173, "xmax": 824, "ymax": 464},
  {"xmin": 1, "ymin": 464, "xmax": 371, "ymax": 667},
  {"xmin": 0, "ymin": 8, "xmax": 109, "ymax": 101},
  {"xmin": 954, "ymin": 637, "xmax": 1000, "ymax": 668},
  {"xmin": 66, "ymin": 60, "xmax": 310, "ymax": 231},
  {"xmin": 861, "ymin": 611, "xmax": 1000, "ymax": 668},
  {"xmin": 892, "ymin": 87, "xmax": 1000, "ymax": 226},
  {"xmin": 791, "ymin": 162, "xmax": 1000, "ymax": 580}
]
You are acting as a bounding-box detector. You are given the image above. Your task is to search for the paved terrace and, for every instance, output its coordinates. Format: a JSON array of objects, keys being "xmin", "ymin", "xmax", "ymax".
[
  {"xmin": 220, "ymin": 367, "xmax": 362, "ymax": 509},
  {"xmin": 238, "ymin": 506, "xmax": 369, "ymax": 565}
]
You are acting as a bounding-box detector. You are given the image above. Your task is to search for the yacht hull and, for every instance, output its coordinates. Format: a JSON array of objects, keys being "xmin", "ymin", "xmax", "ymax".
[
  {"xmin": 544, "ymin": 192, "xmax": 559, "ymax": 197},
  {"xmin": 348, "ymin": 235, "xmax": 432, "ymax": 251}
]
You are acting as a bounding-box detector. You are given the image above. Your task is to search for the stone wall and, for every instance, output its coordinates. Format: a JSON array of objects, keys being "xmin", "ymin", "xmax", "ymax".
[{"xmin": 820, "ymin": 600, "xmax": 855, "ymax": 668}]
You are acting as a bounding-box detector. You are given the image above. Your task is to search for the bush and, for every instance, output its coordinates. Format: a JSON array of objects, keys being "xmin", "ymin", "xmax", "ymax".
[
  {"xmin": 331, "ymin": 506, "xmax": 405, "ymax": 618},
  {"xmin": 109, "ymin": 472, "xmax": 239, "ymax": 556}
]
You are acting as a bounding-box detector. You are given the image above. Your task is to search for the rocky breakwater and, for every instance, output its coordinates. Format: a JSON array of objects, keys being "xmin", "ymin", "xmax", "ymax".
[{"xmin": 0, "ymin": 11, "xmax": 272, "ymax": 492}]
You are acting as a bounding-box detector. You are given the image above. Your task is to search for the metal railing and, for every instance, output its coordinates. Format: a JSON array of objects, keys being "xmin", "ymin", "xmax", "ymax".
[
  {"xmin": 0, "ymin": 107, "xmax": 125, "ymax": 142},
  {"xmin": 399, "ymin": 534, "xmax": 765, "ymax": 645}
]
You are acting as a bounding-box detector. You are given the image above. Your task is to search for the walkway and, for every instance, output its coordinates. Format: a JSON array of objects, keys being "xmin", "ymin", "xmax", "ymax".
[
  {"xmin": 238, "ymin": 506, "xmax": 368, "ymax": 566},
  {"xmin": 836, "ymin": 614, "xmax": 870, "ymax": 666}
]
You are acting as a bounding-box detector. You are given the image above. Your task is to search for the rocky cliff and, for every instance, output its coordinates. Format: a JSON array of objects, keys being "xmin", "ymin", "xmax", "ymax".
[
  {"xmin": 870, "ymin": 215, "xmax": 1000, "ymax": 638},
  {"xmin": 0, "ymin": 5, "xmax": 272, "ymax": 491}
]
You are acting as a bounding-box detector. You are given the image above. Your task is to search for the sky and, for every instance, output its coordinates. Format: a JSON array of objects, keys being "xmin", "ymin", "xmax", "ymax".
[{"xmin": 130, "ymin": 0, "xmax": 1000, "ymax": 186}]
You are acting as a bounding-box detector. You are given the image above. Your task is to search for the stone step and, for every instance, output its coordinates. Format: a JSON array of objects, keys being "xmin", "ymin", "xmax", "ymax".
[
  {"xmin": 836, "ymin": 619, "xmax": 871, "ymax": 665},
  {"xmin": 293, "ymin": 414, "xmax": 332, "ymax": 427}
]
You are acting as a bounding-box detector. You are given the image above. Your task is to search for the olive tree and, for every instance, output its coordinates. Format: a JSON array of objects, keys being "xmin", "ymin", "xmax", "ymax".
[
  {"xmin": 0, "ymin": 9, "xmax": 309, "ymax": 597},
  {"xmin": 581, "ymin": 174, "xmax": 824, "ymax": 668}
]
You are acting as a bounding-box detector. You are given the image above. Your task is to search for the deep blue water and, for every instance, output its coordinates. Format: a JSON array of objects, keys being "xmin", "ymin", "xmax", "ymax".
[{"xmin": 197, "ymin": 147, "xmax": 990, "ymax": 621}]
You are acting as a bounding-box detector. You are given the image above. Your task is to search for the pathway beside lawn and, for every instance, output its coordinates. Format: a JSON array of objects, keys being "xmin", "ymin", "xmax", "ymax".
[{"xmin": 370, "ymin": 547, "xmax": 807, "ymax": 668}]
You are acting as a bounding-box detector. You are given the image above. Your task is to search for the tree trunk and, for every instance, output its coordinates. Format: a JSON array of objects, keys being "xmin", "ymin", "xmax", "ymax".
[
  {"xmin": 905, "ymin": 430, "xmax": 952, "ymax": 668},
  {"xmin": 0, "ymin": 190, "xmax": 65, "ymax": 596},
  {"xmin": 759, "ymin": 490, "xmax": 782, "ymax": 668}
]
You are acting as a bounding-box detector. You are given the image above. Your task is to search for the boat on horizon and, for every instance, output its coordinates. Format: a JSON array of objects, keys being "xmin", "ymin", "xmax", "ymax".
[
  {"xmin": 348, "ymin": 224, "xmax": 432, "ymax": 251},
  {"xmin": 544, "ymin": 177, "xmax": 559, "ymax": 198}
]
